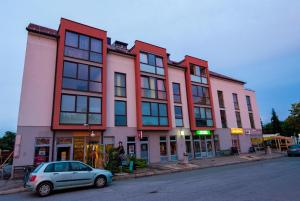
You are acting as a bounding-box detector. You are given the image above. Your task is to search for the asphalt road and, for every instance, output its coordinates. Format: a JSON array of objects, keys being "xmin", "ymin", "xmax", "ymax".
[{"xmin": 1, "ymin": 157, "xmax": 300, "ymax": 201}]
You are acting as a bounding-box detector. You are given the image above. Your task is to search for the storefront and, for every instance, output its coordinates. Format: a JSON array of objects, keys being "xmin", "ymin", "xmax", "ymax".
[
  {"xmin": 231, "ymin": 128, "xmax": 243, "ymax": 153},
  {"xmin": 193, "ymin": 130, "xmax": 214, "ymax": 158}
]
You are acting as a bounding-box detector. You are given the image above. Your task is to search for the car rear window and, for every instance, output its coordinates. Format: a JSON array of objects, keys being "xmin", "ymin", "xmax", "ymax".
[{"xmin": 32, "ymin": 163, "xmax": 44, "ymax": 173}]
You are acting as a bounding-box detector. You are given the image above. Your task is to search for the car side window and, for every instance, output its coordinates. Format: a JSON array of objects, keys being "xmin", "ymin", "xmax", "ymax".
[
  {"xmin": 54, "ymin": 162, "xmax": 70, "ymax": 172},
  {"xmin": 44, "ymin": 164, "xmax": 54, "ymax": 173},
  {"xmin": 70, "ymin": 162, "xmax": 92, "ymax": 171}
]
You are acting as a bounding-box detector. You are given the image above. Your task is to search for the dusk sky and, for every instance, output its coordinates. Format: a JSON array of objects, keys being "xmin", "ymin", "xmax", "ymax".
[{"xmin": 0, "ymin": 0, "xmax": 299, "ymax": 135}]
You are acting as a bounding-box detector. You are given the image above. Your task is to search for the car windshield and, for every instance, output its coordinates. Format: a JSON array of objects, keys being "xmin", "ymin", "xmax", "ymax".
[{"xmin": 32, "ymin": 163, "xmax": 44, "ymax": 173}]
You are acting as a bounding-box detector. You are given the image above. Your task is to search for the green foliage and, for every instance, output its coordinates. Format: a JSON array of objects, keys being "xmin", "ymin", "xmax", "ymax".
[
  {"xmin": 104, "ymin": 148, "xmax": 120, "ymax": 173},
  {"xmin": 0, "ymin": 131, "xmax": 16, "ymax": 151},
  {"xmin": 271, "ymin": 108, "xmax": 282, "ymax": 133}
]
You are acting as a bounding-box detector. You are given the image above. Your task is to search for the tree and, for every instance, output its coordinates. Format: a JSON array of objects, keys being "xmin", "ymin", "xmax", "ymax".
[
  {"xmin": 285, "ymin": 102, "xmax": 300, "ymax": 137},
  {"xmin": 271, "ymin": 108, "xmax": 282, "ymax": 134},
  {"xmin": 0, "ymin": 131, "xmax": 16, "ymax": 151}
]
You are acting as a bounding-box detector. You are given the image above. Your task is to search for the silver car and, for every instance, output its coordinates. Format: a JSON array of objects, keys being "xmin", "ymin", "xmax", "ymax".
[{"xmin": 25, "ymin": 161, "xmax": 113, "ymax": 196}]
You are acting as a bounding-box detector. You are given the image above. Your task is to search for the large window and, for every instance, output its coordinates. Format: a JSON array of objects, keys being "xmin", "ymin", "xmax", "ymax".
[
  {"xmin": 60, "ymin": 94, "xmax": 101, "ymax": 125},
  {"xmin": 142, "ymin": 102, "xmax": 168, "ymax": 126},
  {"xmin": 232, "ymin": 93, "xmax": 239, "ymax": 110},
  {"xmin": 246, "ymin": 96, "xmax": 252, "ymax": 111},
  {"xmin": 217, "ymin": 90, "xmax": 225, "ymax": 108},
  {"xmin": 192, "ymin": 85, "xmax": 210, "ymax": 105},
  {"xmin": 115, "ymin": 73, "xmax": 126, "ymax": 97},
  {"xmin": 140, "ymin": 52, "xmax": 164, "ymax": 75},
  {"xmin": 190, "ymin": 64, "xmax": 207, "ymax": 84},
  {"xmin": 174, "ymin": 106, "xmax": 183, "ymax": 127},
  {"xmin": 235, "ymin": 111, "xmax": 242, "ymax": 128},
  {"xmin": 220, "ymin": 110, "xmax": 227, "ymax": 128},
  {"xmin": 249, "ymin": 113, "xmax": 255, "ymax": 129},
  {"xmin": 141, "ymin": 76, "xmax": 166, "ymax": 100},
  {"xmin": 115, "ymin": 100, "xmax": 127, "ymax": 126},
  {"xmin": 64, "ymin": 31, "xmax": 103, "ymax": 63},
  {"xmin": 172, "ymin": 83, "xmax": 181, "ymax": 103},
  {"xmin": 62, "ymin": 61, "xmax": 102, "ymax": 93},
  {"xmin": 160, "ymin": 137, "xmax": 168, "ymax": 161},
  {"xmin": 194, "ymin": 107, "xmax": 213, "ymax": 127}
]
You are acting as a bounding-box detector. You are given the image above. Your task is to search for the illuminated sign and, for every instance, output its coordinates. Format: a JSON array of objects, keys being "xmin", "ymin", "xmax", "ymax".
[
  {"xmin": 231, "ymin": 128, "xmax": 244, "ymax": 135},
  {"xmin": 195, "ymin": 130, "xmax": 211, "ymax": 135}
]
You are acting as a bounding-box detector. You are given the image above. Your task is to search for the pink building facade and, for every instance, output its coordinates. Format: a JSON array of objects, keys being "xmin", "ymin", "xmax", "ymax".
[{"xmin": 13, "ymin": 19, "xmax": 262, "ymax": 167}]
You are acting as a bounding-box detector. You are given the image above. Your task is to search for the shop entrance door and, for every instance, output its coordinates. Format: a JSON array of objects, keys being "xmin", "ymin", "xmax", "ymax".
[
  {"xmin": 193, "ymin": 136, "xmax": 201, "ymax": 159},
  {"xmin": 200, "ymin": 136, "xmax": 207, "ymax": 157},
  {"xmin": 206, "ymin": 138, "xmax": 214, "ymax": 157},
  {"xmin": 141, "ymin": 143, "xmax": 149, "ymax": 163},
  {"xmin": 56, "ymin": 147, "xmax": 70, "ymax": 161}
]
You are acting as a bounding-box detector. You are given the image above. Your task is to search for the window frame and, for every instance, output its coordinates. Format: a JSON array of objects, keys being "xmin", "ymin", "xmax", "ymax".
[
  {"xmin": 62, "ymin": 61, "xmax": 102, "ymax": 93},
  {"xmin": 246, "ymin": 95, "xmax": 252, "ymax": 111},
  {"xmin": 192, "ymin": 85, "xmax": 210, "ymax": 106},
  {"xmin": 141, "ymin": 76, "xmax": 166, "ymax": 100},
  {"xmin": 220, "ymin": 110, "xmax": 227, "ymax": 128},
  {"xmin": 114, "ymin": 72, "xmax": 127, "ymax": 97},
  {"xmin": 190, "ymin": 64, "xmax": 208, "ymax": 84},
  {"xmin": 174, "ymin": 106, "xmax": 184, "ymax": 127},
  {"xmin": 235, "ymin": 111, "xmax": 242, "ymax": 128},
  {"xmin": 217, "ymin": 90, "xmax": 225, "ymax": 108},
  {"xmin": 249, "ymin": 112, "xmax": 255, "ymax": 129},
  {"xmin": 141, "ymin": 101, "xmax": 168, "ymax": 126},
  {"xmin": 64, "ymin": 31, "xmax": 103, "ymax": 63},
  {"xmin": 140, "ymin": 52, "xmax": 165, "ymax": 75},
  {"xmin": 194, "ymin": 106, "xmax": 214, "ymax": 127},
  {"xmin": 232, "ymin": 93, "xmax": 240, "ymax": 110},
  {"xmin": 60, "ymin": 94, "xmax": 102, "ymax": 125},
  {"xmin": 114, "ymin": 100, "xmax": 127, "ymax": 126},
  {"xmin": 172, "ymin": 83, "xmax": 181, "ymax": 103}
]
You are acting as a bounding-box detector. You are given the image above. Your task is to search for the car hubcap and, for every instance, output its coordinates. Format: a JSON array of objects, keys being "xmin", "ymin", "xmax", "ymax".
[
  {"xmin": 40, "ymin": 184, "xmax": 50, "ymax": 195},
  {"xmin": 97, "ymin": 178, "xmax": 105, "ymax": 186}
]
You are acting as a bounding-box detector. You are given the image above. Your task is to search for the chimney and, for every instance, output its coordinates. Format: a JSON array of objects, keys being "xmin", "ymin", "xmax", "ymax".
[{"xmin": 113, "ymin": 40, "xmax": 128, "ymax": 50}]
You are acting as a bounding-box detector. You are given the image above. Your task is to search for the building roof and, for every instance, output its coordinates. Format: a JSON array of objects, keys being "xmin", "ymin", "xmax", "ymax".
[{"xmin": 26, "ymin": 23, "xmax": 246, "ymax": 85}]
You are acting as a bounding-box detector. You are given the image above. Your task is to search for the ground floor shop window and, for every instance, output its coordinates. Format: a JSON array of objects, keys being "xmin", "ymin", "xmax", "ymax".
[
  {"xmin": 170, "ymin": 136, "xmax": 177, "ymax": 161},
  {"xmin": 56, "ymin": 137, "xmax": 72, "ymax": 161},
  {"xmin": 73, "ymin": 137, "xmax": 85, "ymax": 161},
  {"xmin": 34, "ymin": 138, "xmax": 50, "ymax": 166},
  {"xmin": 193, "ymin": 135, "xmax": 214, "ymax": 158},
  {"xmin": 127, "ymin": 137, "xmax": 136, "ymax": 157},
  {"xmin": 160, "ymin": 136, "xmax": 168, "ymax": 162},
  {"xmin": 185, "ymin": 136, "xmax": 193, "ymax": 160},
  {"xmin": 231, "ymin": 135, "xmax": 241, "ymax": 153},
  {"xmin": 193, "ymin": 135, "xmax": 201, "ymax": 158}
]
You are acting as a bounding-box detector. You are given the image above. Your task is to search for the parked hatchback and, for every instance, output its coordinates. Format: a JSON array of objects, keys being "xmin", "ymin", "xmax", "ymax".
[
  {"xmin": 25, "ymin": 161, "xmax": 113, "ymax": 196},
  {"xmin": 287, "ymin": 144, "xmax": 300, "ymax": 157}
]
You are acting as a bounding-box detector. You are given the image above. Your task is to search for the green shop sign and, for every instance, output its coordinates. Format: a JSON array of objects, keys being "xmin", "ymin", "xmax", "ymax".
[{"xmin": 195, "ymin": 130, "xmax": 211, "ymax": 135}]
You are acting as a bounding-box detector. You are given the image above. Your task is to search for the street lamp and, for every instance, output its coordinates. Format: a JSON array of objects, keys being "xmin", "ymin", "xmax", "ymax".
[{"xmin": 84, "ymin": 124, "xmax": 95, "ymax": 137}]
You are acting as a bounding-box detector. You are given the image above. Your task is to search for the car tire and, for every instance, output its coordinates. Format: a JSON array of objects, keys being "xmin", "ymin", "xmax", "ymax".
[
  {"xmin": 36, "ymin": 182, "xmax": 52, "ymax": 197},
  {"xmin": 94, "ymin": 175, "xmax": 107, "ymax": 188}
]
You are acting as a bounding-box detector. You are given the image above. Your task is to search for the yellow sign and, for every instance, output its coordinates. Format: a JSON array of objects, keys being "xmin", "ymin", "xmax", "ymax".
[{"xmin": 231, "ymin": 128, "xmax": 244, "ymax": 135}]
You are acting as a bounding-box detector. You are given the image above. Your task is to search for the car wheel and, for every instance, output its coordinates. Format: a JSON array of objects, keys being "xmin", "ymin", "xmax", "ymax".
[
  {"xmin": 37, "ymin": 182, "xmax": 52, "ymax": 197},
  {"xmin": 94, "ymin": 175, "xmax": 107, "ymax": 188}
]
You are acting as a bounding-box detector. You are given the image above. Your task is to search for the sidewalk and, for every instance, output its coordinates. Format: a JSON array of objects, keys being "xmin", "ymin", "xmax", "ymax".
[{"xmin": 0, "ymin": 151, "xmax": 285, "ymax": 195}]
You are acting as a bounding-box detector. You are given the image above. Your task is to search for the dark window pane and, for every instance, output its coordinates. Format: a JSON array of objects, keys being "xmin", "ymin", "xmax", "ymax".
[
  {"xmin": 173, "ymin": 83, "xmax": 180, "ymax": 95},
  {"xmin": 89, "ymin": 97, "xmax": 101, "ymax": 113},
  {"xmin": 54, "ymin": 162, "xmax": 70, "ymax": 172},
  {"xmin": 76, "ymin": 96, "xmax": 87, "ymax": 112},
  {"xmin": 60, "ymin": 112, "xmax": 86, "ymax": 124},
  {"xmin": 64, "ymin": 46, "xmax": 89, "ymax": 60},
  {"xmin": 63, "ymin": 61, "xmax": 77, "ymax": 78},
  {"xmin": 79, "ymin": 35, "xmax": 89, "ymax": 50},
  {"xmin": 175, "ymin": 119, "xmax": 183, "ymax": 127},
  {"xmin": 62, "ymin": 78, "xmax": 88, "ymax": 91},
  {"xmin": 88, "ymin": 114, "xmax": 101, "ymax": 124},
  {"xmin": 151, "ymin": 103, "xmax": 158, "ymax": 116},
  {"xmin": 115, "ymin": 87, "xmax": 125, "ymax": 97},
  {"xmin": 78, "ymin": 64, "xmax": 88, "ymax": 80},
  {"xmin": 156, "ymin": 57, "xmax": 163, "ymax": 67},
  {"xmin": 91, "ymin": 38, "xmax": 102, "ymax": 53},
  {"xmin": 140, "ymin": 53, "xmax": 148, "ymax": 63},
  {"xmin": 89, "ymin": 52, "xmax": 102, "ymax": 63},
  {"xmin": 115, "ymin": 73, "xmax": 125, "ymax": 87},
  {"xmin": 148, "ymin": 54, "xmax": 155, "ymax": 66},
  {"xmin": 159, "ymin": 104, "xmax": 167, "ymax": 116},
  {"xmin": 90, "ymin": 67, "xmax": 101, "ymax": 82},
  {"xmin": 61, "ymin": 95, "xmax": 75, "ymax": 112},
  {"xmin": 115, "ymin": 115, "xmax": 127, "ymax": 126},
  {"xmin": 142, "ymin": 116, "xmax": 158, "ymax": 126},
  {"xmin": 115, "ymin": 101, "xmax": 126, "ymax": 115},
  {"xmin": 89, "ymin": 82, "xmax": 102, "ymax": 93},
  {"xmin": 159, "ymin": 117, "xmax": 168, "ymax": 125},
  {"xmin": 175, "ymin": 106, "xmax": 182, "ymax": 117},
  {"xmin": 65, "ymin": 32, "xmax": 78, "ymax": 47},
  {"xmin": 142, "ymin": 102, "xmax": 150, "ymax": 115}
]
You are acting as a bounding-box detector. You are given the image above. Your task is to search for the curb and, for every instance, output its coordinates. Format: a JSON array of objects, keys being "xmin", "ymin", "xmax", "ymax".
[{"xmin": 0, "ymin": 154, "xmax": 285, "ymax": 195}]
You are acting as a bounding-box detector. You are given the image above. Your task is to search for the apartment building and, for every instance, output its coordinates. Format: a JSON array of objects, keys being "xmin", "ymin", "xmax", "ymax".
[{"xmin": 13, "ymin": 18, "xmax": 262, "ymax": 167}]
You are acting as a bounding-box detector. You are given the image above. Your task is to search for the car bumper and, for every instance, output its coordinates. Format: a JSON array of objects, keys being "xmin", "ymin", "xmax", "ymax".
[
  {"xmin": 25, "ymin": 183, "xmax": 36, "ymax": 192},
  {"xmin": 107, "ymin": 175, "xmax": 113, "ymax": 184}
]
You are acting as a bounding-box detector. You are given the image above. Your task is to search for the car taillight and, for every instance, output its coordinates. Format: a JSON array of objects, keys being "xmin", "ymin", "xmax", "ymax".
[{"xmin": 29, "ymin": 175, "xmax": 37, "ymax": 182}]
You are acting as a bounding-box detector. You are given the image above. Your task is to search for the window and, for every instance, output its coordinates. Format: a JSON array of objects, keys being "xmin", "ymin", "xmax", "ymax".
[
  {"xmin": 141, "ymin": 76, "xmax": 166, "ymax": 100},
  {"xmin": 172, "ymin": 83, "xmax": 181, "ymax": 103},
  {"xmin": 249, "ymin": 113, "xmax": 255, "ymax": 129},
  {"xmin": 115, "ymin": 100, "xmax": 127, "ymax": 126},
  {"xmin": 170, "ymin": 136, "xmax": 177, "ymax": 160},
  {"xmin": 174, "ymin": 106, "xmax": 183, "ymax": 127},
  {"xmin": 246, "ymin": 96, "xmax": 252, "ymax": 111},
  {"xmin": 62, "ymin": 61, "xmax": 102, "ymax": 93},
  {"xmin": 115, "ymin": 73, "xmax": 126, "ymax": 97},
  {"xmin": 235, "ymin": 111, "xmax": 242, "ymax": 128},
  {"xmin": 190, "ymin": 64, "xmax": 207, "ymax": 84},
  {"xmin": 194, "ymin": 107, "xmax": 213, "ymax": 127},
  {"xmin": 53, "ymin": 162, "xmax": 70, "ymax": 172},
  {"xmin": 220, "ymin": 110, "xmax": 227, "ymax": 128},
  {"xmin": 127, "ymin": 137, "xmax": 136, "ymax": 156},
  {"xmin": 60, "ymin": 94, "xmax": 102, "ymax": 125},
  {"xmin": 140, "ymin": 52, "xmax": 164, "ymax": 75},
  {"xmin": 160, "ymin": 137, "xmax": 168, "ymax": 161},
  {"xmin": 232, "ymin": 93, "xmax": 239, "ymax": 110},
  {"xmin": 192, "ymin": 85, "xmax": 210, "ymax": 105},
  {"xmin": 70, "ymin": 162, "xmax": 92, "ymax": 171},
  {"xmin": 142, "ymin": 102, "xmax": 168, "ymax": 126},
  {"xmin": 64, "ymin": 31, "xmax": 103, "ymax": 63},
  {"xmin": 34, "ymin": 138, "xmax": 50, "ymax": 166},
  {"xmin": 217, "ymin": 90, "xmax": 225, "ymax": 108}
]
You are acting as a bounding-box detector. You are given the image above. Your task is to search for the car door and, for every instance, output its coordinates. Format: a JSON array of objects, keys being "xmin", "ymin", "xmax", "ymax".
[
  {"xmin": 50, "ymin": 162, "xmax": 73, "ymax": 188},
  {"xmin": 69, "ymin": 162, "xmax": 94, "ymax": 186}
]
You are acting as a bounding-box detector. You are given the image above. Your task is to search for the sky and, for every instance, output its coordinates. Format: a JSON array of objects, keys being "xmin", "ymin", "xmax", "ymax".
[{"xmin": 0, "ymin": 0, "xmax": 299, "ymax": 135}]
